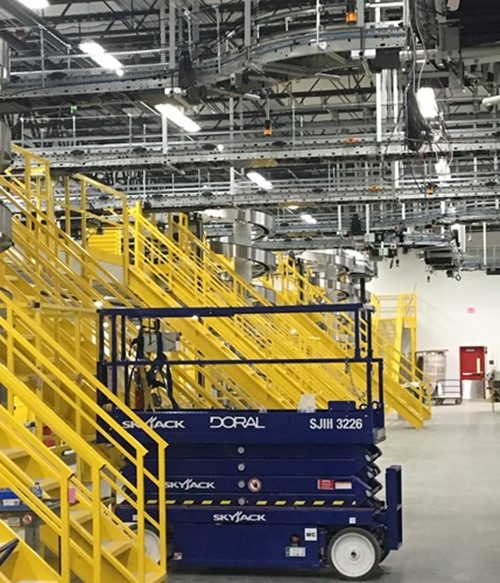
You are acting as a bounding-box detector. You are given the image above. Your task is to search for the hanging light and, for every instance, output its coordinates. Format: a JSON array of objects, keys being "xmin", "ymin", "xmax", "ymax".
[
  {"xmin": 155, "ymin": 104, "xmax": 201, "ymax": 133},
  {"xmin": 79, "ymin": 41, "xmax": 124, "ymax": 76},
  {"xmin": 247, "ymin": 171, "xmax": 273, "ymax": 191},
  {"xmin": 301, "ymin": 214, "xmax": 317, "ymax": 225},
  {"xmin": 16, "ymin": 0, "xmax": 50, "ymax": 9},
  {"xmin": 416, "ymin": 87, "xmax": 439, "ymax": 119}
]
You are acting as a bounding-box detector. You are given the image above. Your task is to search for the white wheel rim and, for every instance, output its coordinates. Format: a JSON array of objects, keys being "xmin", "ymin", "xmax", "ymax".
[
  {"xmin": 144, "ymin": 530, "xmax": 161, "ymax": 563},
  {"xmin": 331, "ymin": 532, "xmax": 376, "ymax": 578}
]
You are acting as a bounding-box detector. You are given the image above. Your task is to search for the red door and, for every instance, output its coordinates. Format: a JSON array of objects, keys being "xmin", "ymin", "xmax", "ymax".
[{"xmin": 459, "ymin": 346, "xmax": 487, "ymax": 381}]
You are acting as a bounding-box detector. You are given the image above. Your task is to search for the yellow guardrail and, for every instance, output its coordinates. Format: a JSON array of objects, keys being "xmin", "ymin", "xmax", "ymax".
[
  {"xmin": 0, "ymin": 170, "xmax": 263, "ymax": 410},
  {"xmin": 130, "ymin": 209, "xmax": 361, "ymax": 405},
  {"xmin": 0, "ymin": 401, "xmax": 72, "ymax": 582},
  {"xmin": 0, "ymin": 293, "xmax": 167, "ymax": 580},
  {"xmin": 4, "ymin": 146, "xmax": 429, "ymax": 425}
]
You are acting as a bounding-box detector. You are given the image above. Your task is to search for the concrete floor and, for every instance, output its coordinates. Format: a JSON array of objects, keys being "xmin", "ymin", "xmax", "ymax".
[{"xmin": 170, "ymin": 401, "xmax": 500, "ymax": 582}]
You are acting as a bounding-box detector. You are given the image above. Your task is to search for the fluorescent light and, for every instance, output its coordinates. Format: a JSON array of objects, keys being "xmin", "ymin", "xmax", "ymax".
[
  {"xmin": 155, "ymin": 104, "xmax": 201, "ymax": 133},
  {"xmin": 216, "ymin": 144, "xmax": 225, "ymax": 152},
  {"xmin": 17, "ymin": 0, "xmax": 49, "ymax": 9},
  {"xmin": 244, "ymin": 93, "xmax": 263, "ymax": 102},
  {"xmin": 79, "ymin": 41, "xmax": 124, "ymax": 76},
  {"xmin": 301, "ymin": 214, "xmax": 317, "ymax": 225},
  {"xmin": 435, "ymin": 158, "xmax": 451, "ymax": 184},
  {"xmin": 287, "ymin": 205, "xmax": 299, "ymax": 210},
  {"xmin": 416, "ymin": 87, "xmax": 439, "ymax": 119},
  {"xmin": 246, "ymin": 171, "xmax": 273, "ymax": 191},
  {"xmin": 482, "ymin": 95, "xmax": 500, "ymax": 108}
]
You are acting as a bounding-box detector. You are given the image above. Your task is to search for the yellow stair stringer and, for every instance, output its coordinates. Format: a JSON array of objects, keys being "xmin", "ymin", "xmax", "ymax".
[
  {"xmin": 0, "ymin": 290, "xmax": 168, "ymax": 582},
  {"xmin": 0, "ymin": 519, "xmax": 61, "ymax": 582}
]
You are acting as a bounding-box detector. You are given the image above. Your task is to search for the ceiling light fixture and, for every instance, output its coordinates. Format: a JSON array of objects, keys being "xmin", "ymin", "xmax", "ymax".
[
  {"xmin": 79, "ymin": 41, "xmax": 124, "ymax": 76},
  {"xmin": 416, "ymin": 87, "xmax": 439, "ymax": 119},
  {"xmin": 301, "ymin": 214, "xmax": 317, "ymax": 225},
  {"xmin": 16, "ymin": 0, "xmax": 50, "ymax": 9},
  {"xmin": 287, "ymin": 205, "xmax": 299, "ymax": 210},
  {"xmin": 155, "ymin": 103, "xmax": 201, "ymax": 133},
  {"xmin": 243, "ymin": 93, "xmax": 263, "ymax": 102},
  {"xmin": 247, "ymin": 171, "xmax": 273, "ymax": 191}
]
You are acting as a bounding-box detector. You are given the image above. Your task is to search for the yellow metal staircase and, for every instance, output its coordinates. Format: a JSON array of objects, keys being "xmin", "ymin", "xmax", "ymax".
[
  {"xmin": 0, "ymin": 293, "xmax": 168, "ymax": 581},
  {"xmin": 265, "ymin": 255, "xmax": 432, "ymax": 427},
  {"xmin": 0, "ymin": 296, "xmax": 167, "ymax": 581},
  {"xmin": 0, "ymin": 150, "xmax": 168, "ymax": 581}
]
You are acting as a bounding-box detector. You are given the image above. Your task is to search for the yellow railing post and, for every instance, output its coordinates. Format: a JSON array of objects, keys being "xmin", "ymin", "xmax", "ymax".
[
  {"xmin": 92, "ymin": 463, "xmax": 102, "ymax": 583},
  {"xmin": 136, "ymin": 453, "xmax": 146, "ymax": 582},
  {"xmin": 60, "ymin": 473, "xmax": 72, "ymax": 583},
  {"xmin": 158, "ymin": 442, "xmax": 168, "ymax": 573}
]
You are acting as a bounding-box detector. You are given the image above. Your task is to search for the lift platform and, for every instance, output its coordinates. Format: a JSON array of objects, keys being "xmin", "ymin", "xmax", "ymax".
[{"xmin": 97, "ymin": 303, "xmax": 403, "ymax": 580}]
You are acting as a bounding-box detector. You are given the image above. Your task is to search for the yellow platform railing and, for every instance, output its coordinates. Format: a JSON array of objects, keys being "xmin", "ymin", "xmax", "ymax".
[
  {"xmin": 0, "ymin": 296, "xmax": 167, "ymax": 580},
  {"xmin": 3, "ymin": 146, "xmax": 428, "ymax": 426}
]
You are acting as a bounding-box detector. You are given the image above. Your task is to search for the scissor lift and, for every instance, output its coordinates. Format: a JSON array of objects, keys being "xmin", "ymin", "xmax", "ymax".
[{"xmin": 97, "ymin": 304, "xmax": 403, "ymax": 581}]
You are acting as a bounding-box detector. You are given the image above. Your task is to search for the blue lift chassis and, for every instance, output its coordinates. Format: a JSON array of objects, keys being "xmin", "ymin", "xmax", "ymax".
[{"xmin": 98, "ymin": 304, "xmax": 403, "ymax": 580}]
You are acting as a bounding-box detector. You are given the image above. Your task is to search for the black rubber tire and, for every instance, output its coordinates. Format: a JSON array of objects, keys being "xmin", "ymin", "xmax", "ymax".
[
  {"xmin": 327, "ymin": 527, "xmax": 381, "ymax": 581},
  {"xmin": 379, "ymin": 547, "xmax": 390, "ymax": 564}
]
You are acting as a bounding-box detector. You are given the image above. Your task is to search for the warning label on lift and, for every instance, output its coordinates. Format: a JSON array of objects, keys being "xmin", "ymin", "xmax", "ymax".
[
  {"xmin": 317, "ymin": 479, "xmax": 335, "ymax": 491},
  {"xmin": 286, "ymin": 547, "xmax": 306, "ymax": 558}
]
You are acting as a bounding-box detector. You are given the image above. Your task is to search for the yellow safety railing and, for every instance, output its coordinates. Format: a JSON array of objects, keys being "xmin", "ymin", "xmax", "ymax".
[
  {"xmin": 0, "ymin": 364, "xmax": 162, "ymax": 582},
  {"xmin": 1, "ymin": 164, "xmax": 268, "ymax": 410},
  {"xmin": 0, "ymin": 515, "xmax": 62, "ymax": 581},
  {"xmin": 130, "ymin": 208, "xmax": 363, "ymax": 405},
  {"xmin": 0, "ymin": 289, "xmax": 168, "ymax": 581},
  {"xmin": 0, "ymin": 401, "xmax": 72, "ymax": 582},
  {"xmin": 3, "ymin": 147, "xmax": 428, "ymax": 424}
]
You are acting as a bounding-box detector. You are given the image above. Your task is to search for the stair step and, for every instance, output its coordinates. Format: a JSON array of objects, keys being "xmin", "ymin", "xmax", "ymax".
[
  {"xmin": 131, "ymin": 572, "xmax": 165, "ymax": 583},
  {"xmin": 36, "ymin": 476, "xmax": 60, "ymax": 495},
  {"xmin": 17, "ymin": 372, "xmax": 59, "ymax": 383},
  {"xmin": 70, "ymin": 507, "xmax": 92, "ymax": 524},
  {"xmin": 0, "ymin": 447, "xmax": 28, "ymax": 461},
  {"xmin": 103, "ymin": 538, "xmax": 133, "ymax": 557}
]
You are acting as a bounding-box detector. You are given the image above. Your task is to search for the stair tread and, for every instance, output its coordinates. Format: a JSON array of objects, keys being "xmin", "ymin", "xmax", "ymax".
[
  {"xmin": 103, "ymin": 538, "xmax": 133, "ymax": 556},
  {"xmin": 0, "ymin": 447, "xmax": 27, "ymax": 460},
  {"xmin": 70, "ymin": 508, "xmax": 92, "ymax": 523}
]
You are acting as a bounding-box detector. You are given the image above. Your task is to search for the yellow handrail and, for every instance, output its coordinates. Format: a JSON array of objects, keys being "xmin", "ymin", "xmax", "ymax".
[{"xmin": 0, "ymin": 288, "xmax": 168, "ymax": 577}]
